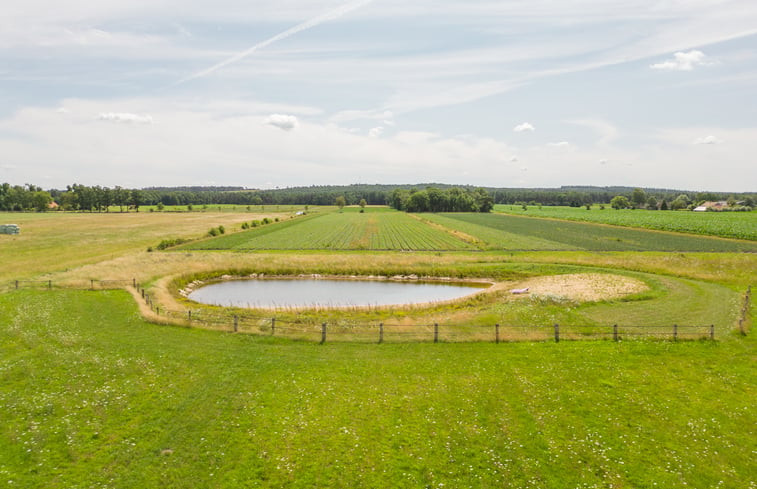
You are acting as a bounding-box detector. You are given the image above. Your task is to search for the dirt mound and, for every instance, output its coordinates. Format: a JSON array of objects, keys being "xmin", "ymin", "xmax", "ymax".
[{"xmin": 511, "ymin": 273, "xmax": 647, "ymax": 302}]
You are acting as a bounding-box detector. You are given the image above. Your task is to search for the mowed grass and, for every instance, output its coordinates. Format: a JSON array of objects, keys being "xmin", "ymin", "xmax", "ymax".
[
  {"xmin": 433, "ymin": 213, "xmax": 757, "ymax": 252},
  {"xmin": 495, "ymin": 204, "xmax": 757, "ymax": 241},
  {"xmin": 182, "ymin": 208, "xmax": 474, "ymax": 251},
  {"xmin": 0, "ymin": 210, "xmax": 295, "ymax": 282},
  {"xmin": 1, "ymin": 289, "xmax": 755, "ymax": 488}
]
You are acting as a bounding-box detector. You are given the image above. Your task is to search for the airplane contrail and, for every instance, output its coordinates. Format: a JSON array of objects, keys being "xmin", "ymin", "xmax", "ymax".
[{"xmin": 173, "ymin": 0, "xmax": 374, "ymax": 86}]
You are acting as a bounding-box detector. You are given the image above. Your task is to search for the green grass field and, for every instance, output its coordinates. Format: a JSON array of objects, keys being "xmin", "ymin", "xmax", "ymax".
[
  {"xmin": 182, "ymin": 208, "xmax": 474, "ymax": 251},
  {"xmin": 495, "ymin": 205, "xmax": 757, "ymax": 241},
  {"xmin": 1, "ymin": 289, "xmax": 754, "ymax": 488},
  {"xmin": 0, "ymin": 209, "xmax": 755, "ymax": 488}
]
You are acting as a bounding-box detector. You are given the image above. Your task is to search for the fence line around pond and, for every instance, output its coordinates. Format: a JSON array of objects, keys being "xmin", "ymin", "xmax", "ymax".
[
  {"xmin": 6, "ymin": 278, "xmax": 733, "ymax": 344},
  {"xmin": 739, "ymin": 285, "xmax": 752, "ymax": 335}
]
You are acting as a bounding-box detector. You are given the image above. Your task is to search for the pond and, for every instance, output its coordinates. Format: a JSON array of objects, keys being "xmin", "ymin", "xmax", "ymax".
[{"xmin": 187, "ymin": 278, "xmax": 490, "ymax": 309}]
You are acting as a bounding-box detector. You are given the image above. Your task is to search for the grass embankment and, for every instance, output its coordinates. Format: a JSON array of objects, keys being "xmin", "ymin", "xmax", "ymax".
[
  {"xmin": 494, "ymin": 205, "xmax": 757, "ymax": 241},
  {"xmin": 1, "ymin": 289, "xmax": 755, "ymax": 488}
]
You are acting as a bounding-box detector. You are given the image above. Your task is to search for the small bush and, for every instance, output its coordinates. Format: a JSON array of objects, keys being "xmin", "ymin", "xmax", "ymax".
[
  {"xmin": 156, "ymin": 238, "xmax": 192, "ymax": 250},
  {"xmin": 218, "ymin": 225, "xmax": 225, "ymax": 234}
]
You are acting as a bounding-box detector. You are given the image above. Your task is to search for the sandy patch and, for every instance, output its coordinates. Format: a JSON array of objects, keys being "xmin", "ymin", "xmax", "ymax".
[{"xmin": 508, "ymin": 273, "xmax": 648, "ymax": 302}]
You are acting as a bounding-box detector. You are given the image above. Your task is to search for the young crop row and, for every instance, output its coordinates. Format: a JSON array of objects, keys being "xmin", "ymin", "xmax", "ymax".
[
  {"xmin": 418, "ymin": 213, "xmax": 570, "ymax": 250},
  {"xmin": 494, "ymin": 205, "xmax": 757, "ymax": 241},
  {"xmin": 437, "ymin": 213, "xmax": 757, "ymax": 252},
  {"xmin": 370, "ymin": 214, "xmax": 473, "ymax": 250},
  {"xmin": 185, "ymin": 210, "xmax": 474, "ymax": 250}
]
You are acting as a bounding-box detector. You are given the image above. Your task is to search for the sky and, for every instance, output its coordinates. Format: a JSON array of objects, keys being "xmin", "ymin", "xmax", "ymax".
[{"xmin": 1, "ymin": 0, "xmax": 756, "ymax": 191}]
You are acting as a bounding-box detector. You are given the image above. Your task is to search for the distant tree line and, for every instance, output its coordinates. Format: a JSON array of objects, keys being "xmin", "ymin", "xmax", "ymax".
[
  {"xmin": 0, "ymin": 183, "xmax": 52, "ymax": 211},
  {"xmin": 1, "ymin": 182, "xmax": 754, "ymax": 212},
  {"xmin": 609, "ymin": 188, "xmax": 754, "ymax": 211}
]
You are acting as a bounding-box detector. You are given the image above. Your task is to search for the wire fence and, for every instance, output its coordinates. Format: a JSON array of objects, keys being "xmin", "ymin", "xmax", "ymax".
[{"xmin": 7, "ymin": 278, "xmax": 733, "ymax": 344}]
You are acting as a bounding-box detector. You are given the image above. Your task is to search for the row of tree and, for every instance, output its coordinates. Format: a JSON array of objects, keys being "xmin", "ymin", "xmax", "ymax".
[
  {"xmin": 0, "ymin": 184, "xmax": 53, "ymax": 212},
  {"xmin": 389, "ymin": 187, "xmax": 494, "ymax": 213}
]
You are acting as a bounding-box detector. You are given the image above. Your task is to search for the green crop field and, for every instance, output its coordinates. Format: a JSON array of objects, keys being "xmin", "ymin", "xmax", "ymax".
[
  {"xmin": 1, "ymin": 210, "xmax": 755, "ymax": 488},
  {"xmin": 182, "ymin": 208, "xmax": 474, "ymax": 251},
  {"xmin": 428, "ymin": 212, "xmax": 757, "ymax": 252},
  {"xmin": 495, "ymin": 205, "xmax": 757, "ymax": 241}
]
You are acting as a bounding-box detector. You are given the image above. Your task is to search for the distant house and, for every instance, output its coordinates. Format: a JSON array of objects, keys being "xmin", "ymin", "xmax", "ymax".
[
  {"xmin": 694, "ymin": 201, "xmax": 728, "ymax": 212},
  {"xmin": 48, "ymin": 201, "xmax": 59, "ymax": 210}
]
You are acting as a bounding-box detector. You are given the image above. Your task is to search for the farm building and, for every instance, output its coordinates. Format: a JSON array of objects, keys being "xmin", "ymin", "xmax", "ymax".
[
  {"xmin": 694, "ymin": 201, "xmax": 728, "ymax": 212},
  {"xmin": 0, "ymin": 224, "xmax": 20, "ymax": 234}
]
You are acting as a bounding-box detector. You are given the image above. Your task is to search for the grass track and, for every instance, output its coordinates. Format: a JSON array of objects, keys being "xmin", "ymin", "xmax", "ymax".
[{"xmin": 1, "ymin": 289, "xmax": 755, "ymax": 488}]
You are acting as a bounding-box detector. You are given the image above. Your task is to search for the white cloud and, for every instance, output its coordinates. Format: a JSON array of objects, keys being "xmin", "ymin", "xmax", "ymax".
[
  {"xmin": 97, "ymin": 112, "xmax": 153, "ymax": 124},
  {"xmin": 510, "ymin": 156, "xmax": 519, "ymax": 162},
  {"xmin": 265, "ymin": 114, "xmax": 299, "ymax": 131},
  {"xmin": 548, "ymin": 141, "xmax": 571, "ymax": 148},
  {"xmin": 368, "ymin": 126, "xmax": 384, "ymax": 138},
  {"xmin": 567, "ymin": 118, "xmax": 619, "ymax": 146},
  {"xmin": 599, "ymin": 159, "xmax": 608, "ymax": 165},
  {"xmin": 693, "ymin": 135, "xmax": 723, "ymax": 145},
  {"xmin": 514, "ymin": 122, "xmax": 535, "ymax": 132},
  {"xmin": 650, "ymin": 50, "xmax": 711, "ymax": 71}
]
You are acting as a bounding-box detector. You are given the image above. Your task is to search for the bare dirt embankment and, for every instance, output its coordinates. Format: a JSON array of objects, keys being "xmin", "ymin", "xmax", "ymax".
[{"xmin": 507, "ymin": 273, "xmax": 648, "ymax": 302}]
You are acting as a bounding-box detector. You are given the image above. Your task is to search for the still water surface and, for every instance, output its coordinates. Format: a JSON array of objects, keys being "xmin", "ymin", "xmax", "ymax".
[{"xmin": 188, "ymin": 278, "xmax": 489, "ymax": 308}]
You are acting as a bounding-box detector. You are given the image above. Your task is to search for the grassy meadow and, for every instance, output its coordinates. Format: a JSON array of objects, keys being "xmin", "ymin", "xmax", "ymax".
[
  {"xmin": 0, "ymin": 207, "xmax": 755, "ymax": 487},
  {"xmin": 1, "ymin": 289, "xmax": 755, "ymax": 488}
]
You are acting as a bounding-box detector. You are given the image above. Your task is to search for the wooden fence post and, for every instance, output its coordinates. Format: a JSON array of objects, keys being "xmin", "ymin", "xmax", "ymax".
[
  {"xmin": 156, "ymin": 306, "xmax": 160, "ymax": 315},
  {"xmin": 379, "ymin": 323, "xmax": 384, "ymax": 344},
  {"xmin": 613, "ymin": 324, "xmax": 618, "ymax": 342},
  {"xmin": 15, "ymin": 280, "xmax": 18, "ymax": 289},
  {"xmin": 132, "ymin": 278, "xmax": 136, "ymax": 288},
  {"xmin": 187, "ymin": 310, "xmax": 192, "ymax": 321},
  {"xmin": 271, "ymin": 318, "xmax": 276, "ymax": 335},
  {"xmin": 90, "ymin": 279, "xmax": 94, "ymax": 290},
  {"xmin": 673, "ymin": 324, "xmax": 678, "ymax": 341},
  {"xmin": 233, "ymin": 315, "xmax": 238, "ymax": 332},
  {"xmin": 48, "ymin": 280, "xmax": 52, "ymax": 290},
  {"xmin": 434, "ymin": 323, "xmax": 439, "ymax": 343},
  {"xmin": 141, "ymin": 289, "xmax": 145, "ymax": 299},
  {"xmin": 554, "ymin": 323, "xmax": 559, "ymax": 343},
  {"xmin": 495, "ymin": 323, "xmax": 500, "ymax": 344},
  {"xmin": 710, "ymin": 324, "xmax": 715, "ymax": 341},
  {"xmin": 320, "ymin": 323, "xmax": 327, "ymax": 344}
]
